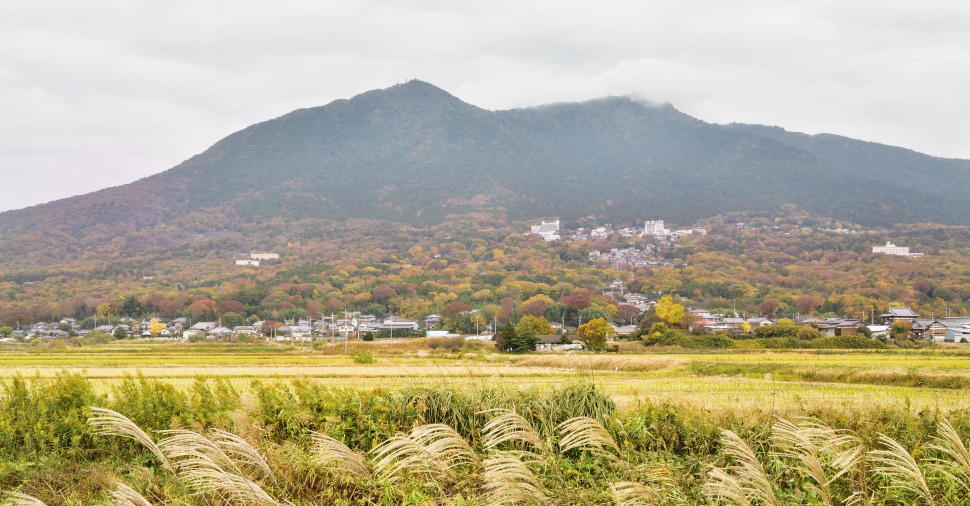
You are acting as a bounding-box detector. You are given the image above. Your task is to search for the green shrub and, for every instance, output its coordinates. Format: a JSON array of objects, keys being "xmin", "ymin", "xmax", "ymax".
[
  {"xmin": 742, "ymin": 337, "xmax": 811, "ymax": 349},
  {"xmin": 676, "ymin": 334, "xmax": 734, "ymax": 349},
  {"xmin": 351, "ymin": 351, "xmax": 376, "ymax": 364},
  {"xmin": 809, "ymin": 335, "xmax": 887, "ymax": 349},
  {"xmin": 753, "ymin": 322, "xmax": 822, "ymax": 340},
  {"xmin": 0, "ymin": 373, "xmax": 100, "ymax": 459}
]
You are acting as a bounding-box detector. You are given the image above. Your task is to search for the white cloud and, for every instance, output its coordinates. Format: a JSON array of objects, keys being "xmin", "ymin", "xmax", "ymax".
[{"xmin": 1, "ymin": 0, "xmax": 969, "ymax": 211}]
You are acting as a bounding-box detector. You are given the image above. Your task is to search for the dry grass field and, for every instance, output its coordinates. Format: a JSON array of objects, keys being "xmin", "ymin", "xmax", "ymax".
[{"xmin": 4, "ymin": 340, "xmax": 970, "ymax": 413}]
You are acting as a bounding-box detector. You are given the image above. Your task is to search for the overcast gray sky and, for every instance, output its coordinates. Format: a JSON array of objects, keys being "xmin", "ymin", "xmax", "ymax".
[{"xmin": 2, "ymin": 0, "xmax": 969, "ymax": 212}]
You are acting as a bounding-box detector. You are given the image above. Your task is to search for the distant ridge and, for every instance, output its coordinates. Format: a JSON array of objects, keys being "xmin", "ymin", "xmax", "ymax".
[{"xmin": 2, "ymin": 79, "xmax": 969, "ymax": 265}]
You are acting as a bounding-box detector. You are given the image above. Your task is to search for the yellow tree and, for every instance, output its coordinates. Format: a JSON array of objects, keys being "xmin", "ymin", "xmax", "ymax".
[
  {"xmin": 149, "ymin": 318, "xmax": 165, "ymax": 336},
  {"xmin": 576, "ymin": 317, "xmax": 615, "ymax": 350},
  {"xmin": 96, "ymin": 302, "xmax": 114, "ymax": 318},
  {"xmin": 515, "ymin": 315, "xmax": 554, "ymax": 337},
  {"xmin": 655, "ymin": 296, "xmax": 685, "ymax": 325}
]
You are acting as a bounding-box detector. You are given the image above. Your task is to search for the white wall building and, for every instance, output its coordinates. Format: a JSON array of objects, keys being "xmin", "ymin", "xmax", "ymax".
[
  {"xmin": 250, "ymin": 253, "xmax": 280, "ymax": 261},
  {"xmin": 235, "ymin": 259, "xmax": 260, "ymax": 266},
  {"xmin": 672, "ymin": 228, "xmax": 707, "ymax": 238},
  {"xmin": 872, "ymin": 242, "xmax": 924, "ymax": 257},
  {"xmin": 529, "ymin": 219, "xmax": 561, "ymax": 241},
  {"xmin": 643, "ymin": 220, "xmax": 670, "ymax": 237}
]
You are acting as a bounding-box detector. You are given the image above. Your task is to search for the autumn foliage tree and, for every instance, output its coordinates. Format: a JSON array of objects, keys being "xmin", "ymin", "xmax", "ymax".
[
  {"xmin": 515, "ymin": 315, "xmax": 554, "ymax": 337},
  {"xmin": 759, "ymin": 298, "xmax": 781, "ymax": 317},
  {"xmin": 795, "ymin": 294, "xmax": 824, "ymax": 314},
  {"xmin": 617, "ymin": 304, "xmax": 641, "ymax": 324},
  {"xmin": 441, "ymin": 301, "xmax": 471, "ymax": 318},
  {"xmin": 655, "ymin": 296, "xmax": 685, "ymax": 326},
  {"xmin": 576, "ymin": 317, "xmax": 615, "ymax": 350}
]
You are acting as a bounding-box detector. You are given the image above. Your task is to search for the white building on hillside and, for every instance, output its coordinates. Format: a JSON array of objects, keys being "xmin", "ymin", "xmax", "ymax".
[
  {"xmin": 872, "ymin": 242, "xmax": 924, "ymax": 257},
  {"xmin": 529, "ymin": 220, "xmax": 561, "ymax": 241},
  {"xmin": 250, "ymin": 253, "xmax": 280, "ymax": 261},
  {"xmin": 643, "ymin": 220, "xmax": 670, "ymax": 237}
]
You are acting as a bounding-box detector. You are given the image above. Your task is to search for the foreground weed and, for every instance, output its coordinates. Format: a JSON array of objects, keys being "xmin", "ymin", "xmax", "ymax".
[
  {"xmin": 480, "ymin": 408, "xmax": 545, "ymax": 454},
  {"xmin": 869, "ymin": 434, "xmax": 934, "ymax": 504},
  {"xmin": 557, "ymin": 416, "xmax": 620, "ymax": 460},
  {"xmin": 87, "ymin": 407, "xmax": 172, "ymax": 471},
  {"xmin": 0, "ymin": 491, "xmax": 48, "ymax": 506},
  {"xmin": 481, "ymin": 452, "xmax": 548, "ymax": 506},
  {"xmin": 109, "ymin": 481, "xmax": 153, "ymax": 506},
  {"xmin": 311, "ymin": 432, "xmax": 373, "ymax": 478},
  {"xmin": 704, "ymin": 430, "xmax": 778, "ymax": 506}
]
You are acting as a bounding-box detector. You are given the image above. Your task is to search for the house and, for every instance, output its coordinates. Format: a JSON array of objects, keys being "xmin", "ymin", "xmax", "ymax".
[
  {"xmin": 745, "ymin": 317, "xmax": 774, "ymax": 328},
  {"xmin": 912, "ymin": 319, "xmax": 947, "ymax": 341},
  {"xmin": 880, "ymin": 307, "xmax": 919, "ymax": 325},
  {"xmin": 235, "ymin": 259, "xmax": 260, "ymax": 266},
  {"xmin": 719, "ymin": 317, "xmax": 747, "ymax": 333},
  {"xmin": 250, "ymin": 253, "xmax": 280, "ymax": 261},
  {"xmin": 689, "ymin": 309, "xmax": 721, "ymax": 331},
  {"xmin": 207, "ymin": 327, "xmax": 233, "ymax": 339},
  {"xmin": 797, "ymin": 316, "xmax": 826, "ymax": 327},
  {"xmin": 381, "ymin": 316, "xmax": 419, "ymax": 332},
  {"xmin": 191, "ymin": 322, "xmax": 217, "ymax": 332},
  {"xmin": 233, "ymin": 325, "xmax": 259, "ymax": 336},
  {"xmin": 278, "ymin": 325, "xmax": 312, "ymax": 340},
  {"xmin": 866, "ymin": 325, "xmax": 890, "ymax": 339},
  {"xmin": 535, "ymin": 335, "xmax": 583, "ymax": 352},
  {"xmin": 945, "ymin": 325, "xmax": 970, "ymax": 343},
  {"xmin": 817, "ymin": 318, "xmax": 861, "ymax": 337},
  {"xmin": 940, "ymin": 317, "xmax": 970, "ymax": 343},
  {"xmin": 182, "ymin": 329, "xmax": 205, "ymax": 340},
  {"xmin": 424, "ymin": 314, "xmax": 442, "ymax": 329}
]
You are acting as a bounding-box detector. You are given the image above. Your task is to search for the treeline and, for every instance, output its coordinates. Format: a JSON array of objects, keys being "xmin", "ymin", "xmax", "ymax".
[{"xmin": 2, "ymin": 212, "xmax": 970, "ymax": 329}]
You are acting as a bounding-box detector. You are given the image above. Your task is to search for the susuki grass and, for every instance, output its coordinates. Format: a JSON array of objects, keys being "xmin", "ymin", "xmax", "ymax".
[{"xmin": 10, "ymin": 369, "xmax": 970, "ymax": 503}]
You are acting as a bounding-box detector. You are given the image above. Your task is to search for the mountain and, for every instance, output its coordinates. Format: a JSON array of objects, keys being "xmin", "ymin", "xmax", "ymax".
[{"xmin": 2, "ymin": 79, "xmax": 970, "ymax": 266}]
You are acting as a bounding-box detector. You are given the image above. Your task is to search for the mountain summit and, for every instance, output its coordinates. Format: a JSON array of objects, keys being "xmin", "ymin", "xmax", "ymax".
[{"xmin": 2, "ymin": 79, "xmax": 970, "ymax": 264}]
